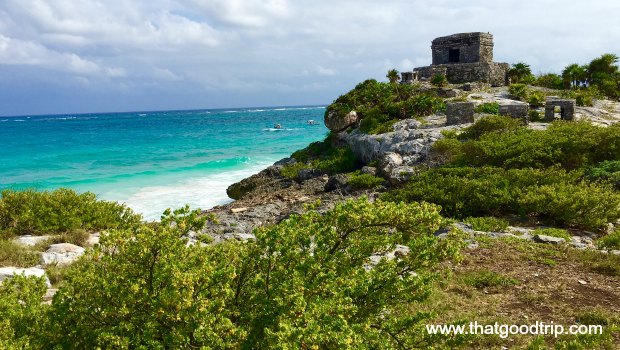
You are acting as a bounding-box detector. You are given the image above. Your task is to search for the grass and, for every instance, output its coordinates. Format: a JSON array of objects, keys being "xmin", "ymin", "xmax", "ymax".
[
  {"xmin": 0, "ymin": 240, "xmax": 40, "ymax": 267},
  {"xmin": 346, "ymin": 171, "xmax": 385, "ymax": 190},
  {"xmin": 463, "ymin": 217, "xmax": 509, "ymax": 232},
  {"xmin": 597, "ymin": 230, "xmax": 620, "ymax": 250},
  {"xmin": 414, "ymin": 238, "xmax": 620, "ymax": 349},
  {"xmin": 532, "ymin": 228, "xmax": 572, "ymax": 241}
]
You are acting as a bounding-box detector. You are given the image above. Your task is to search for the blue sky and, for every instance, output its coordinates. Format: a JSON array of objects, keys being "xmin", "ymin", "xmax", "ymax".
[{"xmin": 1, "ymin": 0, "xmax": 619, "ymax": 116}]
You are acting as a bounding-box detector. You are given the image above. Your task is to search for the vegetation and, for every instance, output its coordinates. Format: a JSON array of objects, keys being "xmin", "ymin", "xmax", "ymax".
[
  {"xmin": 283, "ymin": 135, "xmax": 359, "ymax": 178},
  {"xmin": 463, "ymin": 216, "xmax": 509, "ymax": 232},
  {"xmin": 462, "ymin": 270, "xmax": 518, "ymax": 290},
  {"xmin": 0, "ymin": 199, "xmax": 465, "ymax": 349},
  {"xmin": 431, "ymin": 74, "xmax": 448, "ymax": 87},
  {"xmin": 0, "ymin": 240, "xmax": 40, "ymax": 267},
  {"xmin": 597, "ymin": 230, "xmax": 620, "ymax": 250},
  {"xmin": 508, "ymin": 62, "xmax": 534, "ymax": 84},
  {"xmin": 325, "ymin": 79, "xmax": 445, "ymax": 134},
  {"xmin": 0, "ymin": 188, "xmax": 141, "ymax": 236},
  {"xmin": 346, "ymin": 171, "xmax": 385, "ymax": 189},
  {"xmin": 474, "ymin": 102, "xmax": 499, "ymax": 115},
  {"xmin": 531, "ymin": 228, "xmax": 572, "ymax": 241},
  {"xmin": 588, "ymin": 160, "xmax": 620, "ymax": 189}
]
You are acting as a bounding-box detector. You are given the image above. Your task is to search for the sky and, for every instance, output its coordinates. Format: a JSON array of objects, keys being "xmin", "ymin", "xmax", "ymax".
[{"xmin": 0, "ymin": 0, "xmax": 619, "ymax": 116}]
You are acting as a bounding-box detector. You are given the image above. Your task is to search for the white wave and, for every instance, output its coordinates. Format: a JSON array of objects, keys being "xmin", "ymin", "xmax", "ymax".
[
  {"xmin": 0, "ymin": 119, "xmax": 7, "ymax": 122},
  {"xmin": 104, "ymin": 162, "xmax": 274, "ymax": 221},
  {"xmin": 249, "ymin": 109, "xmax": 265, "ymax": 112},
  {"xmin": 14, "ymin": 119, "xmax": 26, "ymax": 122}
]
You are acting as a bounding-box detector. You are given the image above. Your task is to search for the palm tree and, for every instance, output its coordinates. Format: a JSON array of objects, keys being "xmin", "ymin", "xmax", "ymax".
[
  {"xmin": 386, "ymin": 69, "xmax": 400, "ymax": 84},
  {"xmin": 562, "ymin": 64, "xmax": 587, "ymax": 88},
  {"xmin": 508, "ymin": 62, "xmax": 532, "ymax": 84}
]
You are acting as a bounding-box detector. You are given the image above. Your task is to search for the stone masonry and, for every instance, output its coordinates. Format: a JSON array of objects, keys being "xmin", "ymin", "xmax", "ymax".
[
  {"xmin": 402, "ymin": 32, "xmax": 509, "ymax": 86},
  {"xmin": 498, "ymin": 101, "xmax": 529, "ymax": 121},
  {"xmin": 544, "ymin": 97, "xmax": 576, "ymax": 121},
  {"xmin": 446, "ymin": 102, "xmax": 475, "ymax": 125}
]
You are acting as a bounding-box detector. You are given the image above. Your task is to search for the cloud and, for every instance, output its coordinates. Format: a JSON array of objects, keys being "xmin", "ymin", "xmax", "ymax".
[{"xmin": 0, "ymin": 0, "xmax": 619, "ymax": 115}]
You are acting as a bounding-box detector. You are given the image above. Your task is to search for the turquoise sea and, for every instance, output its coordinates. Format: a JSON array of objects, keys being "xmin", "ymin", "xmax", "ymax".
[{"xmin": 0, "ymin": 107, "xmax": 328, "ymax": 220}]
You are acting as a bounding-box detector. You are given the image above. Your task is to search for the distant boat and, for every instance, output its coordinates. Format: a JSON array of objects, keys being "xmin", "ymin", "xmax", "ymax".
[
  {"xmin": 274, "ymin": 123, "xmax": 283, "ymax": 129},
  {"xmin": 306, "ymin": 119, "xmax": 318, "ymax": 125}
]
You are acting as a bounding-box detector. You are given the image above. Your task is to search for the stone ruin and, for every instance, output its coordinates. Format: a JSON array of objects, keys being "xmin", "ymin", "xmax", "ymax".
[
  {"xmin": 402, "ymin": 32, "xmax": 509, "ymax": 86},
  {"xmin": 446, "ymin": 102, "xmax": 475, "ymax": 126},
  {"xmin": 544, "ymin": 97, "xmax": 576, "ymax": 121}
]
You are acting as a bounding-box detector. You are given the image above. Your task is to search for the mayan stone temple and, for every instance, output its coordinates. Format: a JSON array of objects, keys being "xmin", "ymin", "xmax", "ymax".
[{"xmin": 401, "ymin": 32, "xmax": 509, "ymax": 86}]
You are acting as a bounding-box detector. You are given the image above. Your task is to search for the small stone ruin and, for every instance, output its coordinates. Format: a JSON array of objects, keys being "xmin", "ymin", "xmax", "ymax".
[
  {"xmin": 498, "ymin": 101, "xmax": 529, "ymax": 121},
  {"xmin": 402, "ymin": 32, "xmax": 509, "ymax": 86},
  {"xmin": 544, "ymin": 97, "xmax": 576, "ymax": 121},
  {"xmin": 446, "ymin": 102, "xmax": 475, "ymax": 125}
]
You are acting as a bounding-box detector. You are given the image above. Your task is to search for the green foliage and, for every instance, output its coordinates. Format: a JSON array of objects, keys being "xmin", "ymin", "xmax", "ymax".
[
  {"xmin": 0, "ymin": 240, "xmax": 40, "ymax": 267},
  {"xmin": 326, "ymin": 79, "xmax": 445, "ymax": 135},
  {"xmin": 0, "ymin": 189, "xmax": 141, "ymax": 236},
  {"xmin": 462, "ymin": 270, "xmax": 518, "ymax": 290},
  {"xmin": 386, "ymin": 68, "xmax": 399, "ymax": 84},
  {"xmin": 588, "ymin": 160, "xmax": 620, "ymax": 189},
  {"xmin": 532, "ymin": 228, "xmax": 571, "ymax": 241},
  {"xmin": 529, "ymin": 110, "xmax": 542, "ymax": 122},
  {"xmin": 284, "ymin": 136, "xmax": 359, "ymax": 178},
  {"xmin": 431, "ymin": 74, "xmax": 448, "ymax": 87},
  {"xmin": 0, "ymin": 275, "xmax": 48, "ymax": 349},
  {"xmin": 508, "ymin": 62, "xmax": 534, "ymax": 84},
  {"xmin": 534, "ymin": 73, "xmax": 564, "ymax": 89},
  {"xmin": 446, "ymin": 119, "xmax": 620, "ymax": 170},
  {"xmin": 42, "ymin": 199, "xmax": 462, "ymax": 348},
  {"xmin": 382, "ymin": 167, "xmax": 620, "ymax": 230},
  {"xmin": 464, "ymin": 217, "xmax": 509, "ymax": 232},
  {"xmin": 474, "ymin": 102, "xmax": 500, "ymax": 115},
  {"xmin": 347, "ymin": 171, "xmax": 385, "ymax": 190},
  {"xmin": 508, "ymin": 83, "xmax": 529, "ymax": 101},
  {"xmin": 597, "ymin": 230, "xmax": 620, "ymax": 250},
  {"xmin": 527, "ymin": 90, "xmax": 546, "ymax": 107},
  {"xmin": 457, "ymin": 114, "xmax": 525, "ymax": 140}
]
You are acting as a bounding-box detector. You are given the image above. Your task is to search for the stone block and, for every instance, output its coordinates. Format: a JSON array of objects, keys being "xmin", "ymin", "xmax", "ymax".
[
  {"xmin": 498, "ymin": 101, "xmax": 529, "ymax": 121},
  {"xmin": 544, "ymin": 97, "xmax": 576, "ymax": 121},
  {"xmin": 446, "ymin": 102, "xmax": 475, "ymax": 125}
]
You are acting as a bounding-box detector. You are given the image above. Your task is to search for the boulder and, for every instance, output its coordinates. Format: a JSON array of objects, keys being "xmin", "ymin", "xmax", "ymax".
[
  {"xmin": 324, "ymin": 173, "xmax": 351, "ymax": 192},
  {"xmin": 297, "ymin": 168, "xmax": 322, "ymax": 181},
  {"xmin": 40, "ymin": 243, "xmax": 85, "ymax": 266},
  {"xmin": 378, "ymin": 152, "xmax": 403, "ymax": 176},
  {"xmin": 324, "ymin": 110, "xmax": 359, "ymax": 132},
  {"xmin": 533, "ymin": 235, "xmax": 566, "ymax": 245},
  {"xmin": 0, "ymin": 267, "xmax": 51, "ymax": 288},
  {"xmin": 12, "ymin": 235, "xmax": 54, "ymax": 247},
  {"xmin": 387, "ymin": 166, "xmax": 416, "ymax": 185},
  {"xmin": 361, "ymin": 166, "xmax": 377, "ymax": 176}
]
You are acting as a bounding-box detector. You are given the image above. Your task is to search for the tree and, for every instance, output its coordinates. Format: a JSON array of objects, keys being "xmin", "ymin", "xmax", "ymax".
[
  {"xmin": 45, "ymin": 199, "xmax": 462, "ymax": 349},
  {"xmin": 386, "ymin": 69, "xmax": 400, "ymax": 84},
  {"xmin": 587, "ymin": 54, "xmax": 620, "ymax": 99},
  {"xmin": 562, "ymin": 63, "xmax": 587, "ymax": 88},
  {"xmin": 508, "ymin": 62, "xmax": 533, "ymax": 84}
]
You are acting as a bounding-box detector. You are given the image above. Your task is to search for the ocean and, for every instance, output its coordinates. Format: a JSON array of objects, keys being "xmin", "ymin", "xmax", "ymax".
[{"xmin": 0, "ymin": 106, "xmax": 328, "ymax": 220}]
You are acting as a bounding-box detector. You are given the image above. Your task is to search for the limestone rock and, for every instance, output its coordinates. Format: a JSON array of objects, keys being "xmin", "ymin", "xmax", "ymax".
[
  {"xmin": 361, "ymin": 166, "xmax": 377, "ymax": 176},
  {"xmin": 387, "ymin": 166, "xmax": 416, "ymax": 185},
  {"xmin": 226, "ymin": 163, "xmax": 293, "ymax": 200},
  {"xmin": 0, "ymin": 267, "xmax": 51, "ymax": 288},
  {"xmin": 324, "ymin": 110, "xmax": 359, "ymax": 132},
  {"xmin": 40, "ymin": 243, "xmax": 85, "ymax": 266},
  {"xmin": 324, "ymin": 173, "xmax": 351, "ymax": 192},
  {"xmin": 12, "ymin": 235, "xmax": 54, "ymax": 247},
  {"xmin": 446, "ymin": 102, "xmax": 475, "ymax": 125},
  {"xmin": 533, "ymin": 235, "xmax": 566, "ymax": 245}
]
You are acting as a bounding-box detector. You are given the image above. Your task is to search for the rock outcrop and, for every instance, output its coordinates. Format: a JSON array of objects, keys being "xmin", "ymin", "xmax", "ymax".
[
  {"xmin": 0, "ymin": 267, "xmax": 51, "ymax": 288},
  {"xmin": 40, "ymin": 243, "xmax": 85, "ymax": 266},
  {"xmin": 325, "ymin": 110, "xmax": 359, "ymax": 132}
]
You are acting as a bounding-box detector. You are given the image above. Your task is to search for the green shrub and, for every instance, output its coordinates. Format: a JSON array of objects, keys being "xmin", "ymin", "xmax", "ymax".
[
  {"xmin": 43, "ymin": 199, "xmax": 461, "ymax": 348},
  {"xmin": 326, "ymin": 79, "xmax": 445, "ymax": 135},
  {"xmin": 346, "ymin": 171, "xmax": 385, "ymax": 190},
  {"xmin": 462, "ymin": 270, "xmax": 518, "ymax": 290},
  {"xmin": 508, "ymin": 84, "xmax": 528, "ymax": 101},
  {"xmin": 431, "ymin": 74, "xmax": 448, "ymax": 87},
  {"xmin": 534, "ymin": 73, "xmax": 564, "ymax": 89},
  {"xmin": 284, "ymin": 137, "xmax": 359, "ymax": 178},
  {"xmin": 450, "ymin": 120, "xmax": 620, "ymax": 170},
  {"xmin": 588, "ymin": 160, "xmax": 620, "ymax": 189},
  {"xmin": 474, "ymin": 102, "xmax": 500, "ymax": 115},
  {"xmin": 528, "ymin": 110, "xmax": 542, "ymax": 122},
  {"xmin": 464, "ymin": 217, "xmax": 509, "ymax": 232},
  {"xmin": 0, "ymin": 189, "xmax": 141, "ymax": 236},
  {"xmin": 382, "ymin": 167, "xmax": 620, "ymax": 230},
  {"xmin": 527, "ymin": 90, "xmax": 546, "ymax": 107},
  {"xmin": 0, "ymin": 275, "xmax": 48, "ymax": 348},
  {"xmin": 597, "ymin": 230, "xmax": 620, "ymax": 250},
  {"xmin": 457, "ymin": 115, "xmax": 525, "ymax": 140},
  {"xmin": 0, "ymin": 240, "xmax": 40, "ymax": 267},
  {"xmin": 532, "ymin": 228, "xmax": 571, "ymax": 241}
]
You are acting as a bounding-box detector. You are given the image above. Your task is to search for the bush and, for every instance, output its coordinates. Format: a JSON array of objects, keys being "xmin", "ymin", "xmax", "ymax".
[
  {"xmin": 528, "ymin": 110, "xmax": 542, "ymax": 122},
  {"xmin": 0, "ymin": 189, "xmax": 141, "ymax": 236},
  {"xmin": 382, "ymin": 167, "xmax": 620, "ymax": 230},
  {"xmin": 464, "ymin": 217, "xmax": 509, "ymax": 232},
  {"xmin": 347, "ymin": 171, "xmax": 385, "ymax": 190},
  {"xmin": 0, "ymin": 240, "xmax": 40, "ymax": 267},
  {"xmin": 474, "ymin": 102, "xmax": 500, "ymax": 115},
  {"xmin": 447, "ymin": 119, "xmax": 620, "ymax": 170},
  {"xmin": 43, "ymin": 199, "xmax": 462, "ymax": 348},
  {"xmin": 325, "ymin": 79, "xmax": 445, "ymax": 135},
  {"xmin": 508, "ymin": 84, "xmax": 529, "ymax": 101},
  {"xmin": 589, "ymin": 160, "xmax": 620, "ymax": 189},
  {"xmin": 527, "ymin": 90, "xmax": 546, "ymax": 107},
  {"xmin": 597, "ymin": 230, "xmax": 620, "ymax": 250},
  {"xmin": 431, "ymin": 74, "xmax": 448, "ymax": 87},
  {"xmin": 283, "ymin": 136, "xmax": 359, "ymax": 178},
  {"xmin": 534, "ymin": 73, "xmax": 564, "ymax": 89}
]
